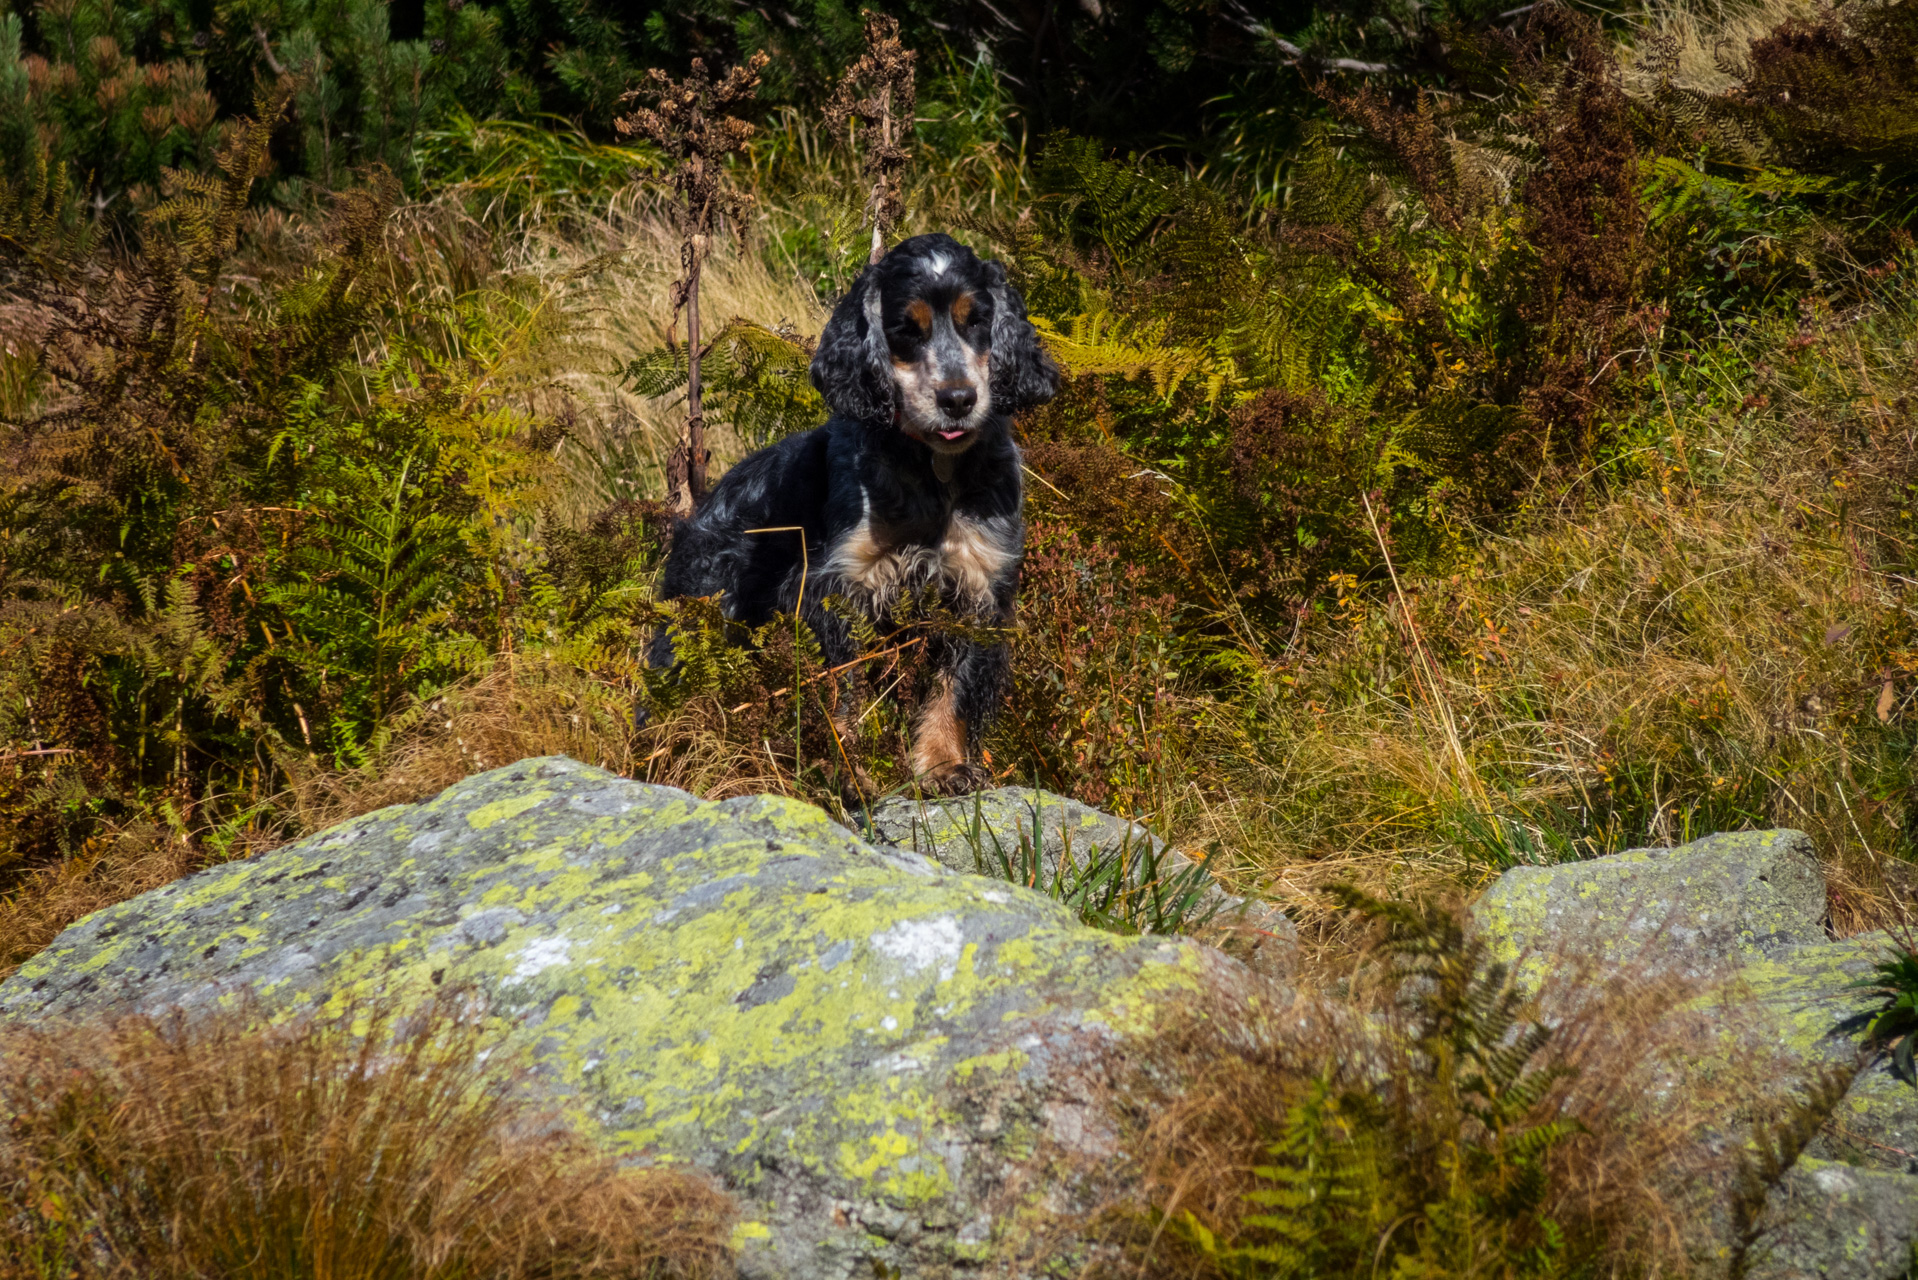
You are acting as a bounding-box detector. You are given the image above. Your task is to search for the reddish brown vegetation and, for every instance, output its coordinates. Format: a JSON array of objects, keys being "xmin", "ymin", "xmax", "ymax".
[{"xmin": 0, "ymin": 995, "xmax": 735, "ymax": 1279}]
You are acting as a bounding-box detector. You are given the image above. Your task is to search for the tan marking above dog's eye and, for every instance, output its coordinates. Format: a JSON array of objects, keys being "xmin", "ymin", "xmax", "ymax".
[
  {"xmin": 906, "ymin": 300, "xmax": 933, "ymax": 332},
  {"xmin": 950, "ymin": 293, "xmax": 974, "ymax": 326}
]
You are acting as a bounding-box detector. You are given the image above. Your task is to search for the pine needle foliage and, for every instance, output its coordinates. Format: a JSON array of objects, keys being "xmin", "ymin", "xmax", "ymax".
[{"xmin": 1, "ymin": 0, "xmax": 523, "ymax": 215}]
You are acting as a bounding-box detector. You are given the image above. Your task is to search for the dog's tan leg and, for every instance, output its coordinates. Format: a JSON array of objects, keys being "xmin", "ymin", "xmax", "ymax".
[{"xmin": 912, "ymin": 677, "xmax": 988, "ymax": 796}]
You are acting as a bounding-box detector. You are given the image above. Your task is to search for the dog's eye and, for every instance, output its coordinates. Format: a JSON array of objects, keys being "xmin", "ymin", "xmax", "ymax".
[{"xmin": 895, "ymin": 300, "xmax": 933, "ymax": 339}]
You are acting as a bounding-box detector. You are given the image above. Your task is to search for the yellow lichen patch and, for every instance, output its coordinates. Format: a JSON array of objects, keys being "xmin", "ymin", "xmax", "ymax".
[{"xmin": 467, "ymin": 792, "xmax": 553, "ymax": 830}]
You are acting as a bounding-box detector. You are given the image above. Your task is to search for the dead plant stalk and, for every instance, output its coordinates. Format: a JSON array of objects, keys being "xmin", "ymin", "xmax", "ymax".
[
  {"xmin": 615, "ymin": 52, "xmax": 771, "ymax": 516},
  {"xmin": 826, "ymin": 14, "xmax": 917, "ymax": 264},
  {"xmin": 1362, "ymin": 492, "xmax": 1486, "ymax": 814}
]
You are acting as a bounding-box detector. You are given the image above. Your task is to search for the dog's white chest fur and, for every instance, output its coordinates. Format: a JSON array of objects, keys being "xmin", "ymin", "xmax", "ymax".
[{"xmin": 823, "ymin": 510, "xmax": 1017, "ymax": 613}]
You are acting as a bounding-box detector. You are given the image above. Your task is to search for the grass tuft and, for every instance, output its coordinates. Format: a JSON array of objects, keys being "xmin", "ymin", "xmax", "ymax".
[{"xmin": 0, "ymin": 993, "xmax": 735, "ymax": 1280}]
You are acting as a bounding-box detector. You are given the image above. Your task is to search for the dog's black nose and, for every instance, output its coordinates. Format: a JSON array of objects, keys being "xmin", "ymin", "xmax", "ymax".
[{"xmin": 936, "ymin": 387, "xmax": 977, "ymax": 419}]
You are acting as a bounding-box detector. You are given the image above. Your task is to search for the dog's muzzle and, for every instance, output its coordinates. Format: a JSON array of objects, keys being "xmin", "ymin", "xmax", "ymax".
[{"xmin": 931, "ymin": 386, "xmax": 979, "ymax": 443}]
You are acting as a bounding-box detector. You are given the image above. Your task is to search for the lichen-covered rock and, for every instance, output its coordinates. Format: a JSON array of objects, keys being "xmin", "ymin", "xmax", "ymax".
[
  {"xmin": 862, "ymin": 788, "xmax": 1297, "ymax": 973},
  {"xmin": 1472, "ymin": 829, "xmax": 1826, "ymax": 981},
  {"xmin": 860, "ymin": 788, "xmax": 1158, "ymax": 881},
  {"xmin": 0, "ymin": 757, "xmax": 1283, "ymax": 1280},
  {"xmin": 1745, "ymin": 1157, "xmax": 1918, "ymax": 1280},
  {"xmin": 1473, "ymin": 831, "xmax": 1918, "ymax": 1279},
  {"xmin": 1721, "ymin": 934, "xmax": 1918, "ymax": 1172}
]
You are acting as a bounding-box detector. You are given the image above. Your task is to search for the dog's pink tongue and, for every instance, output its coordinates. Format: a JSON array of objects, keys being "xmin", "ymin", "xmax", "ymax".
[{"xmin": 938, "ymin": 429, "xmax": 966, "ymax": 441}]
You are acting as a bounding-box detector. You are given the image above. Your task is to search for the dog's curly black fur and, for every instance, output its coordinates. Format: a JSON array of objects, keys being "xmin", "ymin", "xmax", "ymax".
[{"xmin": 648, "ymin": 233, "xmax": 1060, "ymax": 793}]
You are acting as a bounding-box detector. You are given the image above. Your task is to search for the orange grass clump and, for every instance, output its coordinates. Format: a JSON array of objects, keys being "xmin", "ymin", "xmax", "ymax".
[
  {"xmin": 1106, "ymin": 908, "xmax": 1772, "ymax": 1280},
  {"xmin": 0, "ymin": 994, "xmax": 736, "ymax": 1280}
]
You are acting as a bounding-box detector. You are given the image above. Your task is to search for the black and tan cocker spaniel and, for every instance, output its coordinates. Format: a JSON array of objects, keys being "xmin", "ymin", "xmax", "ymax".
[{"xmin": 649, "ymin": 233, "xmax": 1060, "ymax": 793}]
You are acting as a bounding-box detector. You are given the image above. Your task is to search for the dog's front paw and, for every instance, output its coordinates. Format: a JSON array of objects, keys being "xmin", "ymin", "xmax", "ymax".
[{"xmin": 917, "ymin": 760, "xmax": 992, "ymax": 797}]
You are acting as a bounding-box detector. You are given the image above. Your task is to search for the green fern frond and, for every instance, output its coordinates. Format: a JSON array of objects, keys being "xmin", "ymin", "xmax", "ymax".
[
  {"xmin": 1031, "ymin": 311, "xmax": 1229, "ymax": 403},
  {"xmin": 1032, "ymin": 133, "xmax": 1183, "ymax": 272},
  {"xmin": 146, "ymin": 84, "xmax": 292, "ymax": 286},
  {"xmin": 620, "ymin": 318, "xmax": 824, "ymax": 445}
]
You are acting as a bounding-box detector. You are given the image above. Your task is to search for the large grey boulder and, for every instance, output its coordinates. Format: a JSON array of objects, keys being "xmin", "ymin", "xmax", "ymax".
[
  {"xmin": 0, "ymin": 757, "xmax": 1284, "ymax": 1280},
  {"xmin": 1714, "ymin": 937, "xmax": 1918, "ymax": 1280},
  {"xmin": 1729, "ymin": 935, "xmax": 1918, "ymax": 1172},
  {"xmin": 862, "ymin": 788, "xmax": 1297, "ymax": 974},
  {"xmin": 1473, "ymin": 828, "xmax": 1827, "ymax": 981},
  {"xmin": 1748, "ymin": 1158, "xmax": 1918, "ymax": 1280},
  {"xmin": 1472, "ymin": 830, "xmax": 1918, "ymax": 1279}
]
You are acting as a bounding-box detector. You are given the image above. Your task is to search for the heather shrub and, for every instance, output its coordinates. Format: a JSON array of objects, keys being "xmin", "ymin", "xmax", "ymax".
[
  {"xmin": 991, "ymin": 521, "xmax": 1181, "ymax": 811},
  {"xmin": 0, "ymin": 0, "xmax": 522, "ymax": 210}
]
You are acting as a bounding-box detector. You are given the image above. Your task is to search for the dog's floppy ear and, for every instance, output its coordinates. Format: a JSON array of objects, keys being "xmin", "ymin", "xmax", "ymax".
[
  {"xmin": 986, "ymin": 261, "xmax": 1061, "ymax": 414},
  {"xmin": 809, "ymin": 269, "xmax": 894, "ymax": 422}
]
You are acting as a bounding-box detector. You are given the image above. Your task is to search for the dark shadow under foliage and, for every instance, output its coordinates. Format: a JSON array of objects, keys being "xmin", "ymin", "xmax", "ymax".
[{"xmin": 0, "ymin": 90, "xmax": 593, "ymax": 890}]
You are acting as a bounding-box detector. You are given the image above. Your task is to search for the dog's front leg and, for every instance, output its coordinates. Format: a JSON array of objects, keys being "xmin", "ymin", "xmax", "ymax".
[{"xmin": 911, "ymin": 639, "xmax": 1007, "ymax": 797}]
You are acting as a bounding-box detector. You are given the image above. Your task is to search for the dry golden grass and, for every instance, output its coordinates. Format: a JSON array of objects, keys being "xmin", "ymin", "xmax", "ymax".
[
  {"xmin": 464, "ymin": 88, "xmax": 1029, "ymax": 529},
  {"xmin": 282, "ymin": 654, "xmax": 650, "ymax": 833},
  {"xmin": 1110, "ymin": 929, "xmax": 1780, "ymax": 1280},
  {"xmin": 1621, "ymin": 0, "xmax": 1816, "ymax": 95},
  {"xmin": 277, "ymin": 651, "xmax": 811, "ymax": 839},
  {"xmin": 0, "ymin": 653, "xmax": 715, "ymax": 978},
  {"xmin": 506, "ymin": 193, "xmax": 830, "ymax": 526},
  {"xmin": 0, "ymin": 820, "xmax": 218, "ymax": 979},
  {"xmin": 1143, "ymin": 291, "xmax": 1918, "ymax": 946},
  {"xmin": 0, "ymin": 993, "xmax": 735, "ymax": 1280}
]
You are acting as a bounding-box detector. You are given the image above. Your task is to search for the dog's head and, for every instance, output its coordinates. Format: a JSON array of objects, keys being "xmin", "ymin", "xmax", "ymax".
[{"xmin": 809, "ymin": 233, "xmax": 1060, "ymax": 455}]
